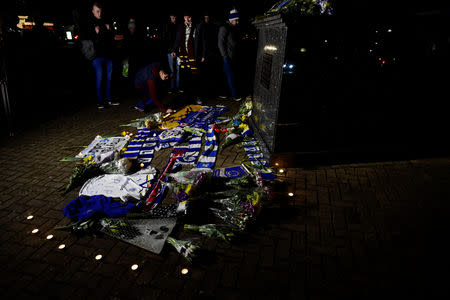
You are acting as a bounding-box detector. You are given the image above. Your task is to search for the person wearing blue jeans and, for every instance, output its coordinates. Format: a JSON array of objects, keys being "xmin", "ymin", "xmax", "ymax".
[
  {"xmin": 92, "ymin": 57, "xmax": 113, "ymax": 106},
  {"xmin": 222, "ymin": 57, "xmax": 238, "ymax": 97},
  {"xmin": 165, "ymin": 13, "xmax": 180, "ymax": 91},
  {"xmin": 86, "ymin": 2, "xmax": 119, "ymax": 109},
  {"xmin": 167, "ymin": 53, "xmax": 180, "ymax": 89}
]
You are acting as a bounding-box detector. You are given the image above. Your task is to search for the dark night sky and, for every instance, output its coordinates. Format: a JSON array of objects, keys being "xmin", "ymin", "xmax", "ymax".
[{"xmin": 3, "ymin": 0, "xmax": 450, "ymax": 25}]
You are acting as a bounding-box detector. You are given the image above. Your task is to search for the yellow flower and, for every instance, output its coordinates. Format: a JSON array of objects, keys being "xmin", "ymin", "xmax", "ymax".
[{"xmin": 121, "ymin": 131, "xmax": 127, "ymax": 136}]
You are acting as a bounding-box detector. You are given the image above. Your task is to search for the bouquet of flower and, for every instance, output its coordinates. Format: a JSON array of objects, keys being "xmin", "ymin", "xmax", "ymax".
[
  {"xmin": 164, "ymin": 181, "xmax": 191, "ymax": 201},
  {"xmin": 120, "ymin": 112, "xmax": 162, "ymax": 128},
  {"xmin": 165, "ymin": 168, "xmax": 211, "ymax": 185},
  {"xmin": 212, "ymin": 195, "xmax": 242, "ymax": 209},
  {"xmin": 63, "ymin": 157, "xmax": 103, "ymax": 194},
  {"xmin": 99, "ymin": 158, "xmax": 133, "ymax": 174},
  {"xmin": 220, "ymin": 130, "xmax": 243, "ymax": 150},
  {"xmin": 166, "ymin": 236, "xmax": 199, "ymax": 261},
  {"xmin": 183, "ymin": 126, "xmax": 206, "ymax": 137},
  {"xmin": 54, "ymin": 219, "xmax": 98, "ymax": 235},
  {"xmin": 184, "ymin": 224, "xmax": 236, "ymax": 242},
  {"xmin": 224, "ymin": 175, "xmax": 256, "ymax": 188},
  {"xmin": 209, "ymin": 202, "xmax": 255, "ymax": 231}
]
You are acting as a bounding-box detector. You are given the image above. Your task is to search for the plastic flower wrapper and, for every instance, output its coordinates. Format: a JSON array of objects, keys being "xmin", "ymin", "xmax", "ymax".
[
  {"xmin": 184, "ymin": 224, "xmax": 237, "ymax": 242},
  {"xmin": 54, "ymin": 218, "xmax": 99, "ymax": 235},
  {"xmin": 100, "ymin": 158, "xmax": 133, "ymax": 174},
  {"xmin": 62, "ymin": 161, "xmax": 103, "ymax": 195},
  {"xmin": 220, "ymin": 130, "xmax": 243, "ymax": 150},
  {"xmin": 165, "ymin": 168, "xmax": 212, "ymax": 185},
  {"xmin": 209, "ymin": 202, "xmax": 255, "ymax": 231},
  {"xmin": 120, "ymin": 112, "xmax": 162, "ymax": 128},
  {"xmin": 183, "ymin": 126, "xmax": 206, "ymax": 136},
  {"xmin": 166, "ymin": 236, "xmax": 199, "ymax": 262},
  {"xmin": 224, "ymin": 174, "xmax": 257, "ymax": 188},
  {"xmin": 164, "ymin": 181, "xmax": 191, "ymax": 201}
]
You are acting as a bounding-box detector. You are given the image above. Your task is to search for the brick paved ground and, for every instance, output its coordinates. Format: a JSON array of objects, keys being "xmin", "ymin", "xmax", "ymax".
[{"xmin": 1, "ymin": 93, "xmax": 449, "ymax": 299}]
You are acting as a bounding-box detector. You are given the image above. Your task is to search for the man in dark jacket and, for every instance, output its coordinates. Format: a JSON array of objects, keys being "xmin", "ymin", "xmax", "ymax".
[
  {"xmin": 169, "ymin": 11, "xmax": 198, "ymax": 96},
  {"xmin": 134, "ymin": 62, "xmax": 173, "ymax": 113},
  {"xmin": 85, "ymin": 2, "xmax": 119, "ymax": 109},
  {"xmin": 218, "ymin": 9, "xmax": 242, "ymax": 101},
  {"xmin": 164, "ymin": 13, "xmax": 179, "ymax": 91},
  {"xmin": 195, "ymin": 12, "xmax": 221, "ymax": 102}
]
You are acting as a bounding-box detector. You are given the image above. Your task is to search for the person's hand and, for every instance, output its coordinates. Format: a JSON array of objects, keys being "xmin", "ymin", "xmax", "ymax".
[
  {"xmin": 201, "ymin": 57, "xmax": 205, "ymax": 63},
  {"xmin": 171, "ymin": 52, "xmax": 177, "ymax": 58},
  {"xmin": 166, "ymin": 108, "xmax": 174, "ymax": 114},
  {"xmin": 95, "ymin": 26, "xmax": 100, "ymax": 34},
  {"xmin": 105, "ymin": 24, "xmax": 111, "ymax": 30}
]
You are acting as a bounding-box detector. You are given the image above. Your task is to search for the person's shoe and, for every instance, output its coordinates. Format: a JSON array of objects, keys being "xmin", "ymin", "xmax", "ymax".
[
  {"xmin": 107, "ymin": 99, "xmax": 120, "ymax": 106},
  {"xmin": 134, "ymin": 105, "xmax": 145, "ymax": 112},
  {"xmin": 134, "ymin": 101, "xmax": 145, "ymax": 112},
  {"xmin": 218, "ymin": 95, "xmax": 228, "ymax": 99},
  {"xmin": 232, "ymin": 96, "xmax": 243, "ymax": 102},
  {"xmin": 97, "ymin": 103, "xmax": 105, "ymax": 109}
]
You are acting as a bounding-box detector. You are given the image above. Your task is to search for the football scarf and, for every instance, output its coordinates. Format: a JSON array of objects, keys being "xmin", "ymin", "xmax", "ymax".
[
  {"xmin": 179, "ymin": 105, "xmax": 228, "ymax": 129},
  {"xmin": 196, "ymin": 125, "xmax": 218, "ymax": 169},
  {"xmin": 122, "ymin": 128, "xmax": 159, "ymax": 167},
  {"xmin": 213, "ymin": 165, "xmax": 249, "ymax": 179},
  {"xmin": 174, "ymin": 135, "xmax": 202, "ymax": 167},
  {"xmin": 242, "ymin": 138, "xmax": 276, "ymax": 180},
  {"xmin": 144, "ymin": 147, "xmax": 188, "ymax": 209},
  {"xmin": 159, "ymin": 105, "xmax": 203, "ymax": 130}
]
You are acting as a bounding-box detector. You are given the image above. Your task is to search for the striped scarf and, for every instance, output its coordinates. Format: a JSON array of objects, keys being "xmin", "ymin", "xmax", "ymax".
[{"xmin": 196, "ymin": 125, "xmax": 218, "ymax": 169}]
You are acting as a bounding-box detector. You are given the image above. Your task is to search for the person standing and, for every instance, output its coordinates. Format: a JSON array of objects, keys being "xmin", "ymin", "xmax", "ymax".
[
  {"xmin": 164, "ymin": 13, "xmax": 179, "ymax": 92},
  {"xmin": 85, "ymin": 2, "xmax": 119, "ymax": 109},
  {"xmin": 195, "ymin": 11, "xmax": 221, "ymax": 103},
  {"xmin": 218, "ymin": 8, "xmax": 242, "ymax": 101},
  {"xmin": 170, "ymin": 11, "xmax": 197, "ymax": 98},
  {"xmin": 123, "ymin": 17, "xmax": 144, "ymax": 86}
]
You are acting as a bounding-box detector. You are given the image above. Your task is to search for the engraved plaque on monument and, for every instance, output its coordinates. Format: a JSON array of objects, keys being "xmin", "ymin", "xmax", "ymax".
[
  {"xmin": 251, "ymin": 0, "xmax": 335, "ymax": 163},
  {"xmin": 251, "ymin": 0, "xmax": 450, "ymax": 164}
]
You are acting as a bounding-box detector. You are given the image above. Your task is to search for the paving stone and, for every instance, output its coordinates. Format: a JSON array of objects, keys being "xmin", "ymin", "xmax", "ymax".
[{"xmin": 1, "ymin": 94, "xmax": 449, "ymax": 298}]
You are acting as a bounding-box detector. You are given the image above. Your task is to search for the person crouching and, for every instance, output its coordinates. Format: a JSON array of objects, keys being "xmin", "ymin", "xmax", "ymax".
[{"xmin": 134, "ymin": 62, "xmax": 173, "ymax": 113}]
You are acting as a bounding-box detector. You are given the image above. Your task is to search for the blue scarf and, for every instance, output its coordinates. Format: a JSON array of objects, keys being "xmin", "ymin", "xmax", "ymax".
[
  {"xmin": 242, "ymin": 137, "xmax": 276, "ymax": 180},
  {"xmin": 179, "ymin": 105, "xmax": 228, "ymax": 129},
  {"xmin": 196, "ymin": 125, "xmax": 218, "ymax": 169},
  {"xmin": 213, "ymin": 165, "xmax": 249, "ymax": 179},
  {"xmin": 123, "ymin": 128, "xmax": 159, "ymax": 167}
]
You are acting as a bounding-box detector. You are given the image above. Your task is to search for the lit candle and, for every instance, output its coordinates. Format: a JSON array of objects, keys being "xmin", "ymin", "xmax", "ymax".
[{"xmin": 181, "ymin": 268, "xmax": 189, "ymax": 275}]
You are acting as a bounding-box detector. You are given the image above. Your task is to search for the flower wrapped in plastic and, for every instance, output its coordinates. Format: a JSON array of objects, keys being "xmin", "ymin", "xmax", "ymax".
[
  {"xmin": 184, "ymin": 224, "xmax": 236, "ymax": 242},
  {"xmin": 99, "ymin": 158, "xmax": 133, "ymax": 174},
  {"xmin": 120, "ymin": 112, "xmax": 162, "ymax": 128},
  {"xmin": 63, "ymin": 159, "xmax": 103, "ymax": 195},
  {"xmin": 224, "ymin": 174, "xmax": 256, "ymax": 188},
  {"xmin": 209, "ymin": 202, "xmax": 255, "ymax": 231},
  {"xmin": 164, "ymin": 181, "xmax": 192, "ymax": 201},
  {"xmin": 165, "ymin": 168, "xmax": 211, "ymax": 185},
  {"xmin": 166, "ymin": 237, "xmax": 199, "ymax": 261}
]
